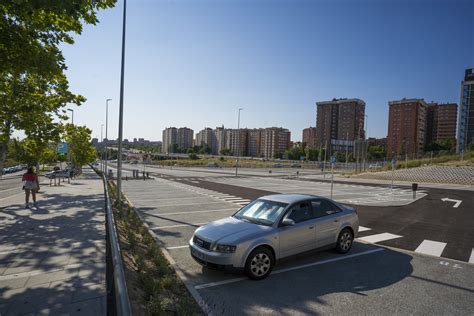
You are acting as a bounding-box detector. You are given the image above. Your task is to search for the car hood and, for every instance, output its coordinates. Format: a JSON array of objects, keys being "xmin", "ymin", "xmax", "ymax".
[{"xmin": 195, "ymin": 216, "xmax": 270, "ymax": 244}]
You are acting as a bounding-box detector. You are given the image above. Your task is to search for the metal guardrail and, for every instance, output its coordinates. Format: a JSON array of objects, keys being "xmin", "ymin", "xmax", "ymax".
[{"xmin": 96, "ymin": 166, "xmax": 132, "ymax": 316}]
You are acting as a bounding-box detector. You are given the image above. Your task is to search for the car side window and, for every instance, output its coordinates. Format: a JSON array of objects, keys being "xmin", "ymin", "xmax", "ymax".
[
  {"xmin": 287, "ymin": 202, "xmax": 313, "ymax": 223},
  {"xmin": 312, "ymin": 200, "xmax": 340, "ymax": 218}
]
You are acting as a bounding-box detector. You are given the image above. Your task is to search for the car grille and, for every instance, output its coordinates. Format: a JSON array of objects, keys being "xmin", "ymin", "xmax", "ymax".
[{"xmin": 193, "ymin": 235, "xmax": 211, "ymax": 250}]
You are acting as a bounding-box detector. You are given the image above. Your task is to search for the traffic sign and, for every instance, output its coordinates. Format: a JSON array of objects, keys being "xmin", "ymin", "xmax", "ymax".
[
  {"xmin": 331, "ymin": 156, "xmax": 336, "ymax": 164},
  {"xmin": 57, "ymin": 143, "xmax": 68, "ymax": 154}
]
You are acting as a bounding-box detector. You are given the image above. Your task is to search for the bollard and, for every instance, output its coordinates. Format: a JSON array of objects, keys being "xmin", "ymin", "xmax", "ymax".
[
  {"xmin": 146, "ymin": 172, "xmax": 149, "ymax": 178},
  {"xmin": 412, "ymin": 183, "xmax": 418, "ymax": 200},
  {"xmin": 269, "ymin": 170, "xmax": 272, "ymax": 174}
]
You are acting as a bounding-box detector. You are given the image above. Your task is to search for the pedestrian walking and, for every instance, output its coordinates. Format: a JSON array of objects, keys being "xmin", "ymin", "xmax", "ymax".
[{"xmin": 22, "ymin": 167, "xmax": 40, "ymax": 208}]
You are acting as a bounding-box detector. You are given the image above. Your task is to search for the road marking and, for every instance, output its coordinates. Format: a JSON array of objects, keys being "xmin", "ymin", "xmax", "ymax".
[
  {"xmin": 470, "ymin": 249, "xmax": 474, "ymax": 264},
  {"xmin": 153, "ymin": 222, "xmax": 207, "ymax": 229},
  {"xmin": 415, "ymin": 240, "xmax": 447, "ymax": 257},
  {"xmin": 166, "ymin": 245, "xmax": 189, "ymax": 250},
  {"xmin": 441, "ymin": 198, "xmax": 462, "ymax": 208},
  {"xmin": 357, "ymin": 233, "xmax": 402, "ymax": 243},
  {"xmin": 358, "ymin": 226, "xmax": 371, "ymax": 232},
  {"xmin": 153, "ymin": 208, "xmax": 237, "ymax": 216},
  {"xmin": 194, "ymin": 248, "xmax": 385, "ymax": 290}
]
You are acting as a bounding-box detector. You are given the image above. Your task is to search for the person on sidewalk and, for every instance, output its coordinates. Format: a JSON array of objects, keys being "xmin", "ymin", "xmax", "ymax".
[{"xmin": 22, "ymin": 167, "xmax": 40, "ymax": 208}]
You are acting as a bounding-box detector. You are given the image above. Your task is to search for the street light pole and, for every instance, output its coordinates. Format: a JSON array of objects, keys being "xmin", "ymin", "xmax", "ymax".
[
  {"xmin": 101, "ymin": 124, "xmax": 104, "ymax": 173},
  {"xmin": 67, "ymin": 109, "xmax": 74, "ymax": 125},
  {"xmin": 105, "ymin": 98, "xmax": 112, "ymax": 178},
  {"xmin": 117, "ymin": 0, "xmax": 127, "ymax": 204},
  {"xmin": 235, "ymin": 108, "xmax": 243, "ymax": 177}
]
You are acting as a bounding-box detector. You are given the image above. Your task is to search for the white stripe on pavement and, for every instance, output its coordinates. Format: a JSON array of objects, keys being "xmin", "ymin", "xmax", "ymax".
[
  {"xmin": 166, "ymin": 245, "xmax": 189, "ymax": 250},
  {"xmin": 414, "ymin": 240, "xmax": 447, "ymax": 257},
  {"xmin": 469, "ymin": 249, "xmax": 474, "ymax": 264},
  {"xmin": 194, "ymin": 248, "xmax": 384, "ymax": 290},
  {"xmin": 357, "ymin": 233, "xmax": 402, "ymax": 243},
  {"xmin": 151, "ymin": 208, "xmax": 237, "ymax": 216},
  {"xmin": 358, "ymin": 226, "xmax": 371, "ymax": 232},
  {"xmin": 154, "ymin": 222, "xmax": 207, "ymax": 229}
]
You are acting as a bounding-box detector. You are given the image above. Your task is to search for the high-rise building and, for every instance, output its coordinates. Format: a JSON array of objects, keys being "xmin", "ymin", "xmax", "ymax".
[
  {"xmin": 315, "ymin": 98, "xmax": 365, "ymax": 150},
  {"xmin": 457, "ymin": 68, "xmax": 474, "ymax": 153},
  {"xmin": 177, "ymin": 127, "xmax": 194, "ymax": 151},
  {"xmin": 225, "ymin": 129, "xmax": 248, "ymax": 157},
  {"xmin": 162, "ymin": 127, "xmax": 177, "ymax": 153},
  {"xmin": 261, "ymin": 127, "xmax": 291, "ymax": 159},
  {"xmin": 387, "ymin": 99, "xmax": 427, "ymax": 158},
  {"xmin": 214, "ymin": 126, "xmax": 226, "ymax": 155},
  {"xmin": 302, "ymin": 127, "xmax": 317, "ymax": 148},
  {"xmin": 426, "ymin": 102, "xmax": 457, "ymax": 145},
  {"xmin": 247, "ymin": 129, "xmax": 264, "ymax": 157},
  {"xmin": 195, "ymin": 128, "xmax": 213, "ymax": 148}
]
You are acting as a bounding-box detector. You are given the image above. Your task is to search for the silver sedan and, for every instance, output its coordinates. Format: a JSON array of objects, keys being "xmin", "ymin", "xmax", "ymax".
[{"xmin": 189, "ymin": 193, "xmax": 359, "ymax": 280}]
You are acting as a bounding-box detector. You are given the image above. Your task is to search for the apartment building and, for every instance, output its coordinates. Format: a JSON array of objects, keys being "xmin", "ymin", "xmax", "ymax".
[
  {"xmin": 261, "ymin": 127, "xmax": 291, "ymax": 159},
  {"xmin": 387, "ymin": 99, "xmax": 427, "ymax": 157},
  {"xmin": 302, "ymin": 127, "xmax": 317, "ymax": 148},
  {"xmin": 247, "ymin": 128, "xmax": 264, "ymax": 157},
  {"xmin": 177, "ymin": 127, "xmax": 194, "ymax": 151},
  {"xmin": 225, "ymin": 129, "xmax": 248, "ymax": 157},
  {"xmin": 426, "ymin": 102, "xmax": 457, "ymax": 145},
  {"xmin": 162, "ymin": 127, "xmax": 177, "ymax": 153},
  {"xmin": 457, "ymin": 68, "xmax": 474, "ymax": 152},
  {"xmin": 315, "ymin": 98, "xmax": 365, "ymax": 149}
]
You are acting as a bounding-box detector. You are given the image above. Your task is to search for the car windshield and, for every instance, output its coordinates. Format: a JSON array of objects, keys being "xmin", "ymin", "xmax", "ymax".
[{"xmin": 233, "ymin": 199, "xmax": 288, "ymax": 226}]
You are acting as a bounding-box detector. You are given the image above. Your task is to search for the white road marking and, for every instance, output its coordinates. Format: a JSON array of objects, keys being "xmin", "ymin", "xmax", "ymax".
[
  {"xmin": 166, "ymin": 245, "xmax": 190, "ymax": 250},
  {"xmin": 154, "ymin": 222, "xmax": 207, "ymax": 229},
  {"xmin": 358, "ymin": 226, "xmax": 371, "ymax": 232},
  {"xmin": 194, "ymin": 248, "xmax": 385, "ymax": 290},
  {"xmin": 469, "ymin": 249, "xmax": 474, "ymax": 264},
  {"xmin": 415, "ymin": 240, "xmax": 447, "ymax": 257},
  {"xmin": 441, "ymin": 198, "xmax": 462, "ymax": 208},
  {"xmin": 357, "ymin": 233, "xmax": 402, "ymax": 243},
  {"xmin": 153, "ymin": 208, "xmax": 238, "ymax": 216}
]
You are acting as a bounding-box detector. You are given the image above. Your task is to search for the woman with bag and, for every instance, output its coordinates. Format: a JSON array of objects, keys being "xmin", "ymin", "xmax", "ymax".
[{"xmin": 22, "ymin": 167, "xmax": 40, "ymax": 208}]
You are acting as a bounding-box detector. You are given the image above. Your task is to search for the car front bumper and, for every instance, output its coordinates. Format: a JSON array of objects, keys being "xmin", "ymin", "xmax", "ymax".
[{"xmin": 189, "ymin": 240, "xmax": 243, "ymax": 270}]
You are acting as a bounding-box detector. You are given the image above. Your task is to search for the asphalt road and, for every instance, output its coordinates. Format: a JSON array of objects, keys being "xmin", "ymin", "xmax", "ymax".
[
  {"xmin": 119, "ymin": 172, "xmax": 474, "ymax": 315},
  {"xmin": 0, "ymin": 172, "xmax": 24, "ymax": 202}
]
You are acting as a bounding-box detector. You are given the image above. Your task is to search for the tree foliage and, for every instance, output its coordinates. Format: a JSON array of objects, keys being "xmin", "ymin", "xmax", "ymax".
[{"xmin": 64, "ymin": 124, "xmax": 96, "ymax": 167}]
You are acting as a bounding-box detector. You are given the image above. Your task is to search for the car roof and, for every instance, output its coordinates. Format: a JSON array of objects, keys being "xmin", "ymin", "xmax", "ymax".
[{"xmin": 258, "ymin": 193, "xmax": 323, "ymax": 204}]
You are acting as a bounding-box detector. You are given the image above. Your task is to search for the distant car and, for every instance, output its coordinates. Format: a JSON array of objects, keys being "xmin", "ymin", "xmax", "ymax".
[
  {"xmin": 190, "ymin": 194, "xmax": 359, "ymax": 280},
  {"xmin": 290, "ymin": 163, "xmax": 301, "ymax": 168},
  {"xmin": 207, "ymin": 162, "xmax": 218, "ymax": 167}
]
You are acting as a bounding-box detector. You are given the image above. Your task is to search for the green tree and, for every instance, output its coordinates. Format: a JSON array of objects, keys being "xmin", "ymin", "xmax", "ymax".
[
  {"xmin": 367, "ymin": 145, "xmax": 386, "ymax": 161},
  {"xmin": 305, "ymin": 147, "xmax": 319, "ymax": 161},
  {"xmin": 63, "ymin": 124, "xmax": 96, "ymax": 170},
  {"xmin": 220, "ymin": 148, "xmax": 233, "ymax": 156}
]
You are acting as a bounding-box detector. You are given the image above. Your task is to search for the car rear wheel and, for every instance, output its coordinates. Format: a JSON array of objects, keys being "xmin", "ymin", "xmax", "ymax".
[
  {"xmin": 245, "ymin": 247, "xmax": 274, "ymax": 280},
  {"xmin": 336, "ymin": 228, "xmax": 353, "ymax": 254}
]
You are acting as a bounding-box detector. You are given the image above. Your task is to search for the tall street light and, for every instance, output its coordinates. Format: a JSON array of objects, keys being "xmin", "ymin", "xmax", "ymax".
[
  {"xmin": 105, "ymin": 98, "xmax": 112, "ymax": 178},
  {"xmin": 117, "ymin": 0, "xmax": 127, "ymax": 203},
  {"xmin": 67, "ymin": 108, "xmax": 74, "ymax": 125},
  {"xmin": 235, "ymin": 108, "xmax": 243, "ymax": 176},
  {"xmin": 101, "ymin": 124, "xmax": 104, "ymax": 173}
]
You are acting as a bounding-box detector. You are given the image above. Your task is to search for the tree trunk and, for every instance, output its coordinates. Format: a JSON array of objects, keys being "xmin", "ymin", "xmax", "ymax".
[{"xmin": 0, "ymin": 120, "xmax": 12, "ymax": 175}]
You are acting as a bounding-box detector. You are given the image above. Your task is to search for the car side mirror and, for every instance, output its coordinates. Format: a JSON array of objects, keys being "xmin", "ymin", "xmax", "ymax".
[{"xmin": 282, "ymin": 218, "xmax": 295, "ymax": 226}]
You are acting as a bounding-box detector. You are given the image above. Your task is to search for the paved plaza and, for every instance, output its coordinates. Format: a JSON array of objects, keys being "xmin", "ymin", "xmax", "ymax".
[{"xmin": 0, "ymin": 167, "xmax": 106, "ymax": 315}]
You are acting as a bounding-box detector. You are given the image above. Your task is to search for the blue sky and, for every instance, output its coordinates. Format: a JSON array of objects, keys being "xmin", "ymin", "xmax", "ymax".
[{"xmin": 60, "ymin": 0, "xmax": 474, "ymax": 142}]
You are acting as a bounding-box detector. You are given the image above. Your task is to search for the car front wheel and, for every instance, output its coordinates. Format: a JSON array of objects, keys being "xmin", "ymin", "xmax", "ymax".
[
  {"xmin": 245, "ymin": 247, "xmax": 274, "ymax": 280},
  {"xmin": 336, "ymin": 228, "xmax": 354, "ymax": 254}
]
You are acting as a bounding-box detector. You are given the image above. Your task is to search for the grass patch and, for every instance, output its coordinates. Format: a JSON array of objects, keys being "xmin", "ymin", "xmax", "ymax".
[{"xmin": 107, "ymin": 181, "xmax": 203, "ymax": 315}]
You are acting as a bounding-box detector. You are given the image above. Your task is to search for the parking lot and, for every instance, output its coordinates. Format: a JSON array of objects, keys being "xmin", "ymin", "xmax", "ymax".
[{"xmin": 121, "ymin": 176, "xmax": 474, "ymax": 314}]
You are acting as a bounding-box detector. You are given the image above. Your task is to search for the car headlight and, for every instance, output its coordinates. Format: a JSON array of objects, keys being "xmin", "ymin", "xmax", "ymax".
[{"xmin": 214, "ymin": 244, "xmax": 237, "ymax": 253}]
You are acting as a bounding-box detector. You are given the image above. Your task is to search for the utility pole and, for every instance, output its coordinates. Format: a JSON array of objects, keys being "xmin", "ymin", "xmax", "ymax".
[{"xmin": 100, "ymin": 124, "xmax": 104, "ymax": 173}]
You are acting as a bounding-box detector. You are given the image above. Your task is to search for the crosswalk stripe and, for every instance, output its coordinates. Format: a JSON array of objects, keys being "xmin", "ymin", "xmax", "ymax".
[
  {"xmin": 414, "ymin": 240, "xmax": 447, "ymax": 257},
  {"xmin": 357, "ymin": 233, "xmax": 402, "ymax": 243},
  {"xmin": 358, "ymin": 226, "xmax": 371, "ymax": 232},
  {"xmin": 469, "ymin": 249, "xmax": 474, "ymax": 264}
]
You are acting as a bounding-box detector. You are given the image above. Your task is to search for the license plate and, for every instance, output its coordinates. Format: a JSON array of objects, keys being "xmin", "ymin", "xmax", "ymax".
[{"xmin": 191, "ymin": 247, "xmax": 204, "ymax": 260}]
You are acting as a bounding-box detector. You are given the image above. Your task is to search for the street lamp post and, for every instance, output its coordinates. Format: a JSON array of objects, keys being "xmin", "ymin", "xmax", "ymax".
[
  {"xmin": 101, "ymin": 124, "xmax": 104, "ymax": 173},
  {"xmin": 235, "ymin": 108, "xmax": 243, "ymax": 177},
  {"xmin": 364, "ymin": 114, "xmax": 368, "ymax": 171},
  {"xmin": 117, "ymin": 0, "xmax": 127, "ymax": 204},
  {"xmin": 105, "ymin": 98, "xmax": 112, "ymax": 178},
  {"xmin": 67, "ymin": 108, "xmax": 74, "ymax": 125}
]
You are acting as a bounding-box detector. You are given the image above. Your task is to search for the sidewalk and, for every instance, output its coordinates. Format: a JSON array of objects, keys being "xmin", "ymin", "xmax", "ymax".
[{"xmin": 0, "ymin": 167, "xmax": 106, "ymax": 315}]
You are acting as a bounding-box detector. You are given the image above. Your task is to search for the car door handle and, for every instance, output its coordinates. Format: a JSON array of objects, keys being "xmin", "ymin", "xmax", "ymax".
[
  {"xmin": 334, "ymin": 219, "xmax": 339, "ymax": 223},
  {"xmin": 309, "ymin": 226, "xmax": 314, "ymax": 229}
]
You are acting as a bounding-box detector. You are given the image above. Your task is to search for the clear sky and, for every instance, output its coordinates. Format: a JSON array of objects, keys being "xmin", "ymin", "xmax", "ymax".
[{"xmin": 59, "ymin": 0, "xmax": 474, "ymax": 142}]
